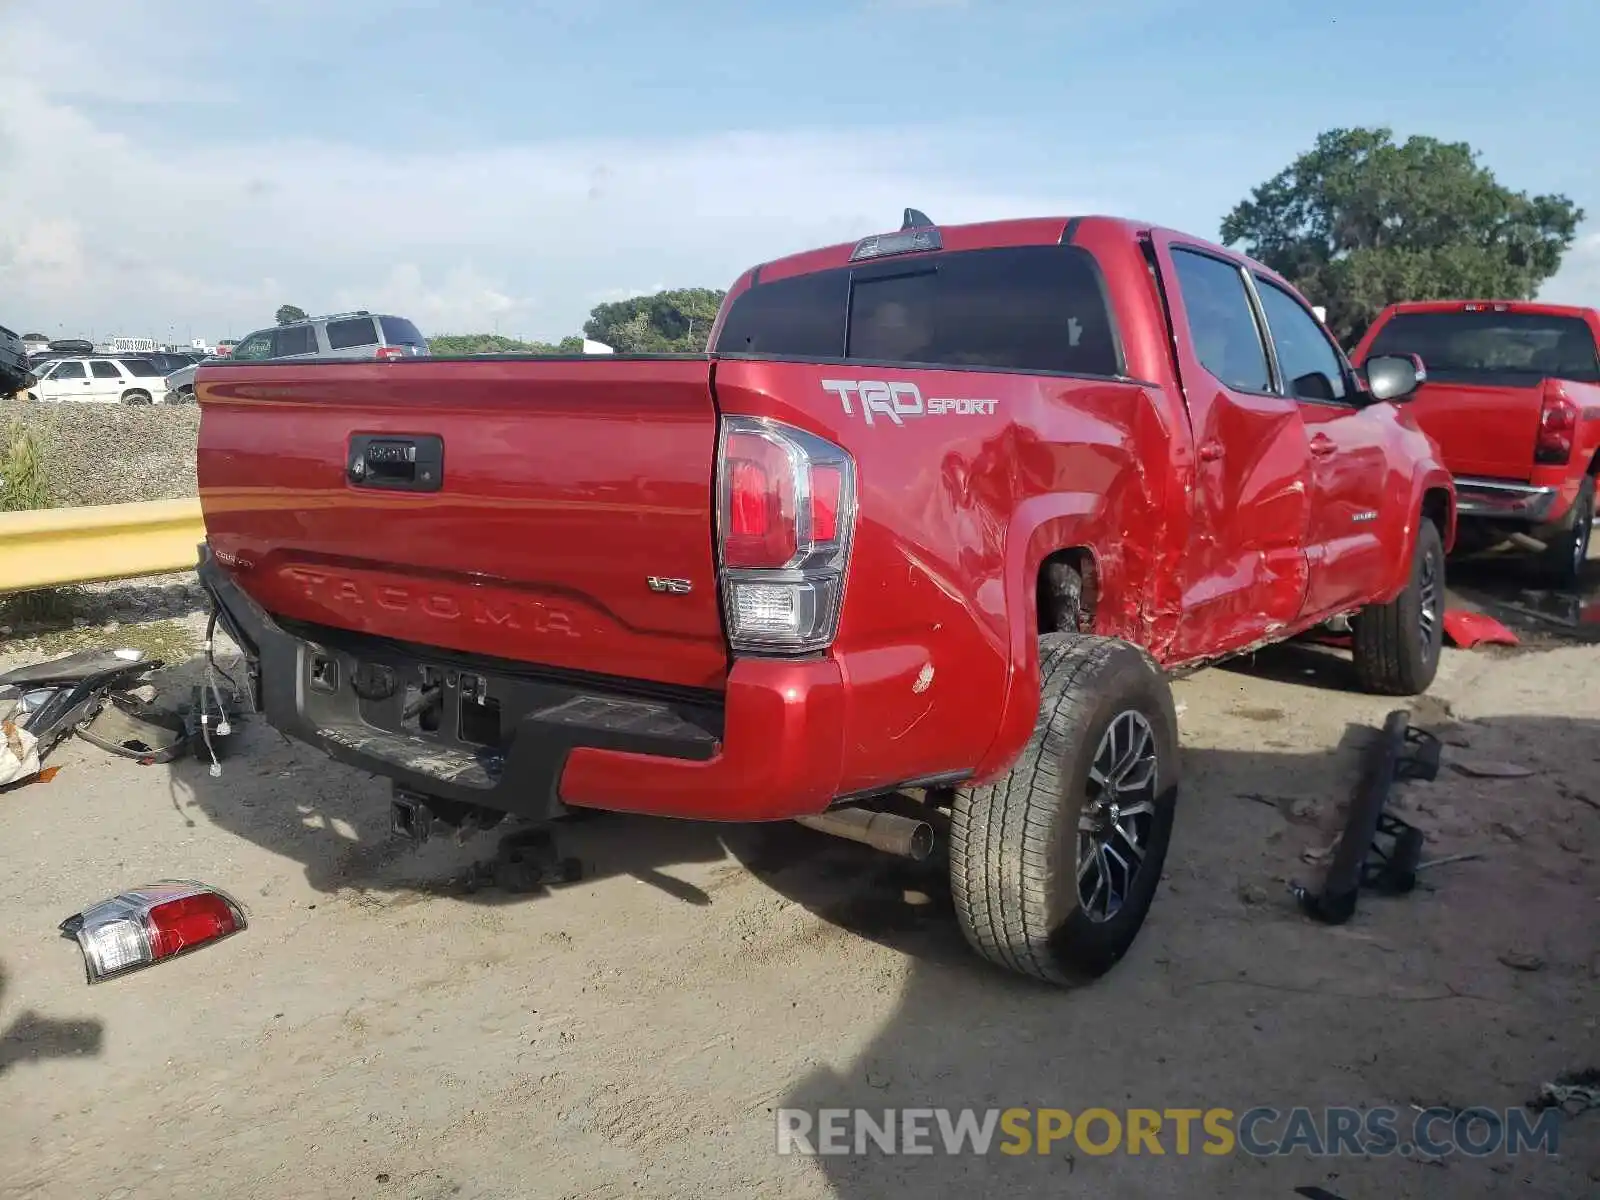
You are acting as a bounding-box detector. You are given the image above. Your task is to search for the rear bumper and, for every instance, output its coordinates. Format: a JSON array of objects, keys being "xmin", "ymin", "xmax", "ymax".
[
  {"xmin": 1454, "ymin": 477, "xmax": 1562, "ymax": 522},
  {"xmin": 199, "ymin": 550, "xmax": 846, "ymax": 822}
]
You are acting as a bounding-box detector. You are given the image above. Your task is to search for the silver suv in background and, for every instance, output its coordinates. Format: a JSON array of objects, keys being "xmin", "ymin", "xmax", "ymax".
[{"xmin": 163, "ymin": 311, "xmax": 429, "ymax": 402}]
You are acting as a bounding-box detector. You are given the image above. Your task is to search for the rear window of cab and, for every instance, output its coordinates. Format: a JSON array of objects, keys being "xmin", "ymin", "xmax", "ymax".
[{"xmin": 714, "ymin": 244, "xmax": 1123, "ymax": 378}]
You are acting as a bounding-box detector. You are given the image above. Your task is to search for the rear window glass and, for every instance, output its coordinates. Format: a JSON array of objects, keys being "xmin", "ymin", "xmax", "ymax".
[
  {"xmin": 326, "ymin": 317, "xmax": 379, "ymax": 350},
  {"xmin": 380, "ymin": 316, "xmax": 426, "ymax": 346},
  {"xmin": 121, "ymin": 358, "xmax": 163, "ymax": 377},
  {"xmin": 714, "ymin": 245, "xmax": 1122, "ymax": 376},
  {"xmin": 1367, "ymin": 310, "xmax": 1600, "ymax": 384}
]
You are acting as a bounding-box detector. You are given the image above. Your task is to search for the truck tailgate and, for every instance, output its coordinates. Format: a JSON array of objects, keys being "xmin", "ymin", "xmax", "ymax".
[
  {"xmin": 197, "ymin": 357, "xmax": 730, "ymax": 691},
  {"xmin": 1403, "ymin": 380, "xmax": 1542, "ymax": 481}
]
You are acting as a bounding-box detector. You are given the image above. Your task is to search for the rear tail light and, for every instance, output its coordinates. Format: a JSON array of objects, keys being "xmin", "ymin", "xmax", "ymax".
[
  {"xmin": 60, "ymin": 881, "xmax": 246, "ymax": 983},
  {"xmin": 716, "ymin": 416, "xmax": 857, "ymax": 653},
  {"xmin": 374, "ymin": 345, "xmax": 407, "ymax": 361},
  {"xmin": 1536, "ymin": 385, "xmax": 1578, "ymax": 465}
]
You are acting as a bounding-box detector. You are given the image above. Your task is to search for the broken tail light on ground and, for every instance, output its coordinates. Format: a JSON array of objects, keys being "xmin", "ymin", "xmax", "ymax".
[{"xmin": 60, "ymin": 882, "xmax": 246, "ymax": 984}]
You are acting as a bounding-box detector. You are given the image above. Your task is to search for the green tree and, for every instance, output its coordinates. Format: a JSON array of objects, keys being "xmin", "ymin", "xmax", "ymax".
[
  {"xmin": 275, "ymin": 304, "xmax": 309, "ymax": 326},
  {"xmin": 1219, "ymin": 127, "xmax": 1584, "ymax": 345},
  {"xmin": 583, "ymin": 287, "xmax": 726, "ymax": 353},
  {"xmin": 427, "ymin": 333, "xmax": 586, "ymax": 357}
]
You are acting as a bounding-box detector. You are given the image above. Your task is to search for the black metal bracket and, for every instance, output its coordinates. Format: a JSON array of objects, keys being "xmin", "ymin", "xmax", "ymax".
[{"xmin": 1290, "ymin": 710, "xmax": 1439, "ymax": 925}]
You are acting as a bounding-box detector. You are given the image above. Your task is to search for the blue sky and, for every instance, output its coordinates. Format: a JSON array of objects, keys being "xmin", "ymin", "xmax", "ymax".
[{"xmin": 2, "ymin": 0, "xmax": 1596, "ymax": 342}]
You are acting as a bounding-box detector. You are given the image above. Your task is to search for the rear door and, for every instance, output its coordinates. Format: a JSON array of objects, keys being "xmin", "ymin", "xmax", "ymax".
[
  {"xmin": 1251, "ymin": 276, "xmax": 1390, "ymax": 615},
  {"xmin": 88, "ymin": 359, "xmax": 125, "ymax": 402},
  {"xmin": 1151, "ymin": 237, "xmax": 1313, "ymax": 659},
  {"xmin": 271, "ymin": 323, "xmax": 319, "ymax": 362}
]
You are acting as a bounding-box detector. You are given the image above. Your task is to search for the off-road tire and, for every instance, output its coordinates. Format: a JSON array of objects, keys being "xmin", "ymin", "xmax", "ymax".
[
  {"xmin": 949, "ymin": 634, "xmax": 1179, "ymax": 986},
  {"xmin": 1539, "ymin": 477, "xmax": 1594, "ymax": 590},
  {"xmin": 121, "ymin": 389, "xmax": 152, "ymax": 405},
  {"xmin": 1352, "ymin": 518, "xmax": 1445, "ymax": 696}
]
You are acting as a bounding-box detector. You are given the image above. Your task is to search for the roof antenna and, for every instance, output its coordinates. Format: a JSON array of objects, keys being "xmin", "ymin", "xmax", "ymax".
[{"xmin": 901, "ymin": 208, "xmax": 934, "ymax": 230}]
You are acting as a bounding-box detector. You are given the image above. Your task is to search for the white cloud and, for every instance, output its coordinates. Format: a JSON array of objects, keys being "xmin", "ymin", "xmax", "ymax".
[
  {"xmin": 1539, "ymin": 230, "xmax": 1600, "ymax": 305},
  {"xmin": 0, "ymin": 6, "xmax": 1090, "ymax": 344}
]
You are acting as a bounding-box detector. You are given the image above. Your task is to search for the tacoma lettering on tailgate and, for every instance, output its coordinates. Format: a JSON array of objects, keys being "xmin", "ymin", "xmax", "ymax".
[{"xmin": 281, "ymin": 567, "xmax": 580, "ymax": 638}]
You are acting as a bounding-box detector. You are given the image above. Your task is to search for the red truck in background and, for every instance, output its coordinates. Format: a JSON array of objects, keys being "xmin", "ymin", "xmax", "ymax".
[
  {"xmin": 1351, "ymin": 301, "xmax": 1600, "ymax": 586},
  {"xmin": 195, "ymin": 213, "xmax": 1453, "ymax": 986}
]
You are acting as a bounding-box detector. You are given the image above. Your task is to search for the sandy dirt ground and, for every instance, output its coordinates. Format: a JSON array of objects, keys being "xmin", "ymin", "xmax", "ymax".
[{"xmin": 1, "ymin": 598, "xmax": 1597, "ymax": 1198}]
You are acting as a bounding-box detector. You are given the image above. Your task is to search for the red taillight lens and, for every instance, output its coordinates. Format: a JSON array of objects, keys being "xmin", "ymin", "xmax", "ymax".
[
  {"xmin": 1536, "ymin": 389, "xmax": 1578, "ymax": 465},
  {"xmin": 722, "ymin": 429, "xmax": 798, "ymax": 568},
  {"xmin": 716, "ymin": 417, "xmax": 856, "ymax": 654},
  {"xmin": 147, "ymin": 893, "xmax": 242, "ymax": 959},
  {"xmin": 810, "ymin": 464, "xmax": 843, "ymax": 543},
  {"xmin": 60, "ymin": 881, "xmax": 246, "ymax": 983},
  {"xmin": 375, "ymin": 345, "xmax": 406, "ymax": 361}
]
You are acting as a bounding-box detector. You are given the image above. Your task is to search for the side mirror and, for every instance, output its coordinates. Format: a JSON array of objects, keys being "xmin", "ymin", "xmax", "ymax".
[{"xmin": 1363, "ymin": 353, "xmax": 1426, "ymax": 403}]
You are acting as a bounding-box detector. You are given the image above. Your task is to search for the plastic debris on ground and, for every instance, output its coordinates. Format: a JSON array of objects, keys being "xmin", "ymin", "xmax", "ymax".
[{"xmin": 1443, "ymin": 609, "xmax": 1521, "ymax": 649}]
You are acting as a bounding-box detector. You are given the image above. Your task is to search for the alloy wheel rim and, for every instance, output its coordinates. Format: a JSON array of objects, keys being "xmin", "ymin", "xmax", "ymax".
[
  {"xmin": 1418, "ymin": 548, "xmax": 1441, "ymax": 650},
  {"xmin": 1076, "ymin": 710, "xmax": 1158, "ymax": 923}
]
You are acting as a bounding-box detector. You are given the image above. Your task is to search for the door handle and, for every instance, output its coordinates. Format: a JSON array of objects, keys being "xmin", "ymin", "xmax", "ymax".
[
  {"xmin": 1309, "ymin": 434, "xmax": 1337, "ymax": 457},
  {"xmin": 1198, "ymin": 440, "xmax": 1224, "ymax": 463}
]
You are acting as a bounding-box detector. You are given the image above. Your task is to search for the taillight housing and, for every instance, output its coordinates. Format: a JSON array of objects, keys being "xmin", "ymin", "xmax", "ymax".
[
  {"xmin": 60, "ymin": 881, "xmax": 246, "ymax": 984},
  {"xmin": 1536, "ymin": 385, "xmax": 1578, "ymax": 466},
  {"xmin": 374, "ymin": 345, "xmax": 407, "ymax": 361},
  {"xmin": 716, "ymin": 416, "xmax": 857, "ymax": 653}
]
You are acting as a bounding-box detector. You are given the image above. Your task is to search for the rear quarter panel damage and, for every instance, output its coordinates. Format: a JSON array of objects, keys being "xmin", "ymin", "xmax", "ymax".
[{"xmin": 712, "ymin": 359, "xmax": 1175, "ymax": 797}]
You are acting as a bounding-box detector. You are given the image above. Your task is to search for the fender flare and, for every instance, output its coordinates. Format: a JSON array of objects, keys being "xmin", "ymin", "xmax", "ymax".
[
  {"xmin": 968, "ymin": 491, "xmax": 1114, "ymax": 784},
  {"xmin": 1382, "ymin": 467, "xmax": 1455, "ymax": 602}
]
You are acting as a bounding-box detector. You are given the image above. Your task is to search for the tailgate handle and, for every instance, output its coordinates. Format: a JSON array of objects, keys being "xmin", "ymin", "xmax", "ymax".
[{"xmin": 347, "ymin": 434, "xmax": 444, "ymax": 492}]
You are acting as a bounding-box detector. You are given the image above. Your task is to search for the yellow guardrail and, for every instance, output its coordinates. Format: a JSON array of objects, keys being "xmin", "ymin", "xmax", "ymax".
[{"xmin": 0, "ymin": 499, "xmax": 205, "ymax": 592}]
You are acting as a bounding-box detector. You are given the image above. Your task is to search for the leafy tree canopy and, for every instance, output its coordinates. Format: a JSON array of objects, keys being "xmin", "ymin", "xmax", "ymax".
[
  {"xmin": 428, "ymin": 287, "xmax": 729, "ymax": 358},
  {"xmin": 275, "ymin": 304, "xmax": 308, "ymax": 326},
  {"xmin": 427, "ymin": 333, "xmax": 584, "ymax": 356},
  {"xmin": 1219, "ymin": 127, "xmax": 1584, "ymax": 345},
  {"xmin": 583, "ymin": 287, "xmax": 726, "ymax": 353}
]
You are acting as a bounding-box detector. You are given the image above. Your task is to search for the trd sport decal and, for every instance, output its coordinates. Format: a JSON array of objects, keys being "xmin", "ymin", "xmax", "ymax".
[{"xmin": 821, "ymin": 379, "xmax": 998, "ymax": 427}]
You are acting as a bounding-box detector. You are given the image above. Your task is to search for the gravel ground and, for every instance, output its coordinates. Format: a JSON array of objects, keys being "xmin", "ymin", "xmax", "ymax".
[
  {"xmin": 0, "ymin": 619, "xmax": 1596, "ymax": 1198},
  {"xmin": 1, "ymin": 399, "xmax": 198, "ymax": 506}
]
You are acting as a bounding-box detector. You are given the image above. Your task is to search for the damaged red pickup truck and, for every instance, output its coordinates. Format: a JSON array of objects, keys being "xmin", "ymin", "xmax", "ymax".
[
  {"xmin": 196, "ymin": 214, "xmax": 1454, "ymax": 985},
  {"xmin": 1351, "ymin": 300, "xmax": 1600, "ymax": 586}
]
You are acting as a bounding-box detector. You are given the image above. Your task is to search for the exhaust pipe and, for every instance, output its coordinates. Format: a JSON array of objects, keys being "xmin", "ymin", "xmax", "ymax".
[{"xmin": 795, "ymin": 806, "xmax": 934, "ymax": 860}]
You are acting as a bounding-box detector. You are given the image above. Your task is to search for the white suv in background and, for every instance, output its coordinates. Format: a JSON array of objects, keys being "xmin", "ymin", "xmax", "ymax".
[
  {"xmin": 163, "ymin": 311, "xmax": 429, "ymax": 402},
  {"xmin": 30, "ymin": 357, "xmax": 168, "ymax": 404}
]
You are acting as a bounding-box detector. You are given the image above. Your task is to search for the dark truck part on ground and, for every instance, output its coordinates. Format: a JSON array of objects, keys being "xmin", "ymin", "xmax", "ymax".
[
  {"xmin": 1291, "ymin": 709, "xmax": 1440, "ymax": 924},
  {"xmin": 196, "ymin": 211, "xmax": 1454, "ymax": 985},
  {"xmin": 1352, "ymin": 301, "xmax": 1600, "ymax": 588}
]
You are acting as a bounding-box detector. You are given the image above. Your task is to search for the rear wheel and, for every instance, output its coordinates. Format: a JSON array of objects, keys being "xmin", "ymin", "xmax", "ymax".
[
  {"xmin": 1352, "ymin": 518, "xmax": 1445, "ymax": 696},
  {"xmin": 949, "ymin": 634, "xmax": 1179, "ymax": 986},
  {"xmin": 1540, "ymin": 478, "xmax": 1594, "ymax": 590},
  {"xmin": 121, "ymin": 389, "xmax": 152, "ymax": 405}
]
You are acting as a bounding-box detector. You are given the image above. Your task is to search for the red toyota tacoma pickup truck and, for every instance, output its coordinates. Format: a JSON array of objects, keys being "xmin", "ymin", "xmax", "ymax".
[
  {"xmin": 195, "ymin": 213, "xmax": 1453, "ymax": 985},
  {"xmin": 1351, "ymin": 300, "xmax": 1600, "ymax": 586}
]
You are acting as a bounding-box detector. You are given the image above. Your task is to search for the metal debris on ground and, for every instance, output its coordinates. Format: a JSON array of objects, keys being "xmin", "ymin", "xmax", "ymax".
[
  {"xmin": 0, "ymin": 647, "xmax": 161, "ymax": 787},
  {"xmin": 1529, "ymin": 1068, "xmax": 1600, "ymax": 1115},
  {"xmin": 1452, "ymin": 759, "xmax": 1536, "ymax": 779},
  {"xmin": 1290, "ymin": 710, "xmax": 1440, "ymax": 924},
  {"xmin": 0, "ymin": 645, "xmax": 248, "ymax": 787}
]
